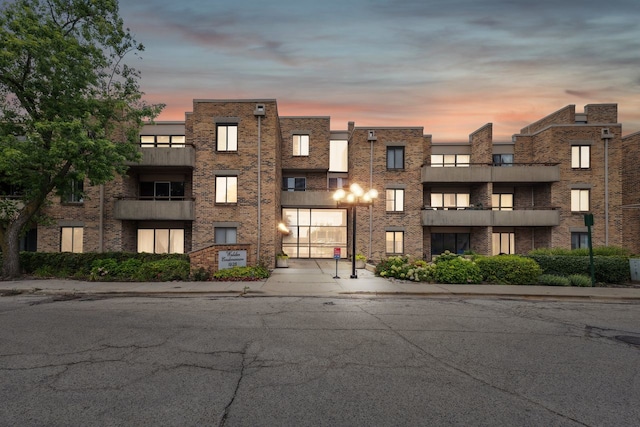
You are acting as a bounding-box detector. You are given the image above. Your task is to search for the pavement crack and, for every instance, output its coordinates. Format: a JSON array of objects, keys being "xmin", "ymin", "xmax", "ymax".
[{"xmin": 218, "ymin": 342, "xmax": 253, "ymax": 427}]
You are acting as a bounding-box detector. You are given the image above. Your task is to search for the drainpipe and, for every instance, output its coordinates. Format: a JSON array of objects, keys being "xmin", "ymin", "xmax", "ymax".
[
  {"xmin": 254, "ymin": 104, "xmax": 266, "ymax": 262},
  {"xmin": 367, "ymin": 130, "xmax": 377, "ymax": 259},
  {"xmin": 602, "ymin": 129, "xmax": 612, "ymax": 246}
]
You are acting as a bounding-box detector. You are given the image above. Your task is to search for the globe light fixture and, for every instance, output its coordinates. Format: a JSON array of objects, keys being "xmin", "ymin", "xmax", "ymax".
[{"xmin": 333, "ymin": 184, "xmax": 378, "ymax": 278}]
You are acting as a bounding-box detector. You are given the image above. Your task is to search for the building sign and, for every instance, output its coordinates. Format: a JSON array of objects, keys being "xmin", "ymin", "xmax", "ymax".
[{"xmin": 218, "ymin": 250, "xmax": 247, "ymax": 269}]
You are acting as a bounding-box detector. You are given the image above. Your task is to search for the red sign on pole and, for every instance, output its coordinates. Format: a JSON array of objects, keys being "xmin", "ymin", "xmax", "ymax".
[{"xmin": 333, "ymin": 248, "xmax": 341, "ymax": 259}]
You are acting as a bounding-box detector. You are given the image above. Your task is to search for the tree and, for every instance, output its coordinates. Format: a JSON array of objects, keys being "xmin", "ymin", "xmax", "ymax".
[{"xmin": 0, "ymin": 0, "xmax": 163, "ymax": 278}]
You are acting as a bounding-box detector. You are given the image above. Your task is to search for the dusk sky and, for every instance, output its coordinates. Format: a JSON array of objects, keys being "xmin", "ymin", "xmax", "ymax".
[{"xmin": 120, "ymin": 0, "xmax": 640, "ymax": 142}]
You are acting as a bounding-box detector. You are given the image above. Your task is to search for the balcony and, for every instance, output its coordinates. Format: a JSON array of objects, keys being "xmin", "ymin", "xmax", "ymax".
[
  {"xmin": 281, "ymin": 190, "xmax": 337, "ymax": 208},
  {"xmin": 421, "ymin": 164, "xmax": 560, "ymax": 183},
  {"xmin": 114, "ymin": 199, "xmax": 194, "ymax": 221},
  {"xmin": 127, "ymin": 146, "xmax": 195, "ymax": 168},
  {"xmin": 422, "ymin": 207, "xmax": 560, "ymax": 227}
]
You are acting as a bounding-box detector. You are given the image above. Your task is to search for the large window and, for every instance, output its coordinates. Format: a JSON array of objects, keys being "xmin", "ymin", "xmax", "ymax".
[
  {"xmin": 215, "ymin": 227, "xmax": 237, "ymax": 244},
  {"xmin": 293, "ymin": 135, "xmax": 309, "ymax": 156},
  {"xmin": 386, "ymin": 189, "xmax": 404, "ymax": 212},
  {"xmin": 492, "ymin": 154, "xmax": 514, "ymax": 166},
  {"xmin": 492, "ymin": 232, "xmax": 515, "ymax": 255},
  {"xmin": 572, "ymin": 146, "xmax": 590, "ymax": 169},
  {"xmin": 386, "ymin": 231, "xmax": 404, "ymax": 254},
  {"xmin": 431, "ymin": 233, "xmax": 470, "ymax": 256},
  {"xmin": 137, "ymin": 229, "xmax": 184, "ymax": 254},
  {"xmin": 571, "ymin": 189, "xmax": 590, "ymax": 212},
  {"xmin": 282, "ymin": 208, "xmax": 347, "ymax": 258},
  {"xmin": 571, "ymin": 232, "xmax": 589, "ymax": 249},
  {"xmin": 216, "ymin": 176, "xmax": 238, "ymax": 203},
  {"xmin": 61, "ymin": 227, "xmax": 83, "ymax": 253},
  {"xmin": 431, "ymin": 154, "xmax": 470, "ymax": 167},
  {"xmin": 430, "ymin": 193, "xmax": 470, "ymax": 210},
  {"xmin": 283, "ymin": 177, "xmax": 306, "ymax": 192},
  {"xmin": 387, "ymin": 147, "xmax": 404, "ymax": 170},
  {"xmin": 492, "ymin": 193, "xmax": 513, "ymax": 211},
  {"xmin": 140, "ymin": 181, "xmax": 185, "ymax": 200},
  {"xmin": 140, "ymin": 135, "xmax": 185, "ymax": 148},
  {"xmin": 217, "ymin": 124, "xmax": 238, "ymax": 152}
]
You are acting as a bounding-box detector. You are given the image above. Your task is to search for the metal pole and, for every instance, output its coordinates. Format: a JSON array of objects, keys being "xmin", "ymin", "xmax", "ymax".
[{"xmin": 351, "ymin": 204, "xmax": 357, "ymax": 278}]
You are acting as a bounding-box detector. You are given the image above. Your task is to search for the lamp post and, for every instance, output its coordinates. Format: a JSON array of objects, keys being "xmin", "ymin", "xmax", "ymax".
[{"xmin": 333, "ymin": 183, "xmax": 378, "ymax": 278}]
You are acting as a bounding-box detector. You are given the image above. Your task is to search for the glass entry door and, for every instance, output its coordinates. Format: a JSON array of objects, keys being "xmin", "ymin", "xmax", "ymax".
[{"xmin": 282, "ymin": 208, "xmax": 347, "ymax": 258}]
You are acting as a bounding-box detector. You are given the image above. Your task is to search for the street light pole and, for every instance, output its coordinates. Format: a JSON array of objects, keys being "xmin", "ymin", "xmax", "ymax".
[
  {"xmin": 351, "ymin": 204, "xmax": 357, "ymax": 278},
  {"xmin": 333, "ymin": 183, "xmax": 378, "ymax": 279}
]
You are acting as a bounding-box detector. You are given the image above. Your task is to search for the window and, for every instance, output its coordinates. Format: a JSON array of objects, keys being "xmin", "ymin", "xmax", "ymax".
[
  {"xmin": 572, "ymin": 146, "xmax": 590, "ymax": 169},
  {"xmin": 140, "ymin": 182, "xmax": 185, "ymax": 200},
  {"xmin": 386, "ymin": 231, "xmax": 404, "ymax": 254},
  {"xmin": 386, "ymin": 189, "xmax": 404, "ymax": 212},
  {"xmin": 431, "ymin": 233, "xmax": 470, "ymax": 256},
  {"xmin": 217, "ymin": 124, "xmax": 238, "ymax": 151},
  {"xmin": 137, "ymin": 229, "xmax": 184, "ymax": 254},
  {"xmin": 282, "ymin": 208, "xmax": 347, "ymax": 258},
  {"xmin": 492, "ymin": 193, "xmax": 513, "ymax": 211},
  {"xmin": 283, "ymin": 177, "xmax": 306, "ymax": 192},
  {"xmin": 387, "ymin": 147, "xmax": 404, "ymax": 169},
  {"xmin": 293, "ymin": 135, "xmax": 309, "ymax": 156},
  {"xmin": 329, "ymin": 140, "xmax": 348, "ymax": 172},
  {"xmin": 492, "ymin": 232, "xmax": 515, "ymax": 255},
  {"xmin": 66, "ymin": 179, "xmax": 84, "ymax": 203},
  {"xmin": 430, "ymin": 193, "xmax": 470, "ymax": 210},
  {"xmin": 328, "ymin": 177, "xmax": 348, "ymax": 190},
  {"xmin": 216, "ymin": 176, "xmax": 238, "ymax": 203},
  {"xmin": 140, "ymin": 135, "xmax": 185, "ymax": 148},
  {"xmin": 431, "ymin": 154, "xmax": 470, "ymax": 167},
  {"xmin": 571, "ymin": 189, "xmax": 590, "ymax": 212},
  {"xmin": 215, "ymin": 227, "xmax": 237, "ymax": 244},
  {"xmin": 61, "ymin": 227, "xmax": 83, "ymax": 253},
  {"xmin": 571, "ymin": 232, "xmax": 589, "ymax": 249},
  {"xmin": 492, "ymin": 154, "xmax": 514, "ymax": 166}
]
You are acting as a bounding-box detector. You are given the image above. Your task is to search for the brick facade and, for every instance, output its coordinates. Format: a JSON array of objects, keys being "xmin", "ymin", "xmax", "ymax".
[{"xmin": 30, "ymin": 101, "xmax": 640, "ymax": 269}]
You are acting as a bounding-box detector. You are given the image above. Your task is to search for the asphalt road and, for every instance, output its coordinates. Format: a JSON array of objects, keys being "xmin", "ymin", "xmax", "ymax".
[{"xmin": 1, "ymin": 294, "xmax": 638, "ymax": 426}]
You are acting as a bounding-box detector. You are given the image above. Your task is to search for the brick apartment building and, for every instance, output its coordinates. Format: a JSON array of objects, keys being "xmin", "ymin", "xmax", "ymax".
[{"xmin": 22, "ymin": 100, "xmax": 640, "ymax": 267}]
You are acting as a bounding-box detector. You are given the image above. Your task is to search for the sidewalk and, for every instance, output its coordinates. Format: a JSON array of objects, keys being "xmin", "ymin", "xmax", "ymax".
[{"xmin": 1, "ymin": 259, "xmax": 640, "ymax": 301}]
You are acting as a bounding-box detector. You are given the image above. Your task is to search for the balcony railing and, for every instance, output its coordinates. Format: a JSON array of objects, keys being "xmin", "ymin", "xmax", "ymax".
[
  {"xmin": 127, "ymin": 144, "xmax": 195, "ymax": 167},
  {"xmin": 421, "ymin": 163, "xmax": 560, "ymax": 183},
  {"xmin": 281, "ymin": 189, "xmax": 342, "ymax": 208},
  {"xmin": 114, "ymin": 198, "xmax": 195, "ymax": 221},
  {"xmin": 421, "ymin": 206, "xmax": 560, "ymax": 227}
]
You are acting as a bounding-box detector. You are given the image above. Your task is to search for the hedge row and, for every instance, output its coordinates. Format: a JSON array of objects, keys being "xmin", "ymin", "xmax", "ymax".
[
  {"xmin": 527, "ymin": 254, "xmax": 629, "ymax": 284},
  {"xmin": 17, "ymin": 252, "xmax": 190, "ymax": 279}
]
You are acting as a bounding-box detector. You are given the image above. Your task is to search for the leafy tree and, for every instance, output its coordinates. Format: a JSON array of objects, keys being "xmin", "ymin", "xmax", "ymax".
[{"xmin": 0, "ymin": 0, "xmax": 163, "ymax": 278}]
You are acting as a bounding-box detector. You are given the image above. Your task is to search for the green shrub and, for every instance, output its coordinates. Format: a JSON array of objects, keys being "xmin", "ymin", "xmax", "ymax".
[
  {"xmin": 190, "ymin": 267, "xmax": 211, "ymax": 281},
  {"xmin": 476, "ymin": 255, "xmax": 542, "ymax": 285},
  {"xmin": 375, "ymin": 256, "xmax": 409, "ymax": 276},
  {"xmin": 375, "ymin": 256, "xmax": 435, "ymax": 282},
  {"xmin": 90, "ymin": 259, "xmax": 119, "ymax": 281},
  {"xmin": 528, "ymin": 254, "xmax": 629, "ymax": 284},
  {"xmin": 568, "ymin": 274, "xmax": 593, "ymax": 287},
  {"xmin": 433, "ymin": 250, "xmax": 460, "ymax": 264},
  {"xmin": 133, "ymin": 258, "xmax": 191, "ymax": 281},
  {"xmin": 211, "ymin": 265, "xmax": 270, "ymax": 281},
  {"xmin": 537, "ymin": 274, "xmax": 571, "ymax": 286},
  {"xmin": 434, "ymin": 257, "xmax": 482, "ymax": 284},
  {"xmin": 529, "ymin": 246, "xmax": 630, "ymax": 257},
  {"xmin": 115, "ymin": 258, "xmax": 143, "ymax": 279}
]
